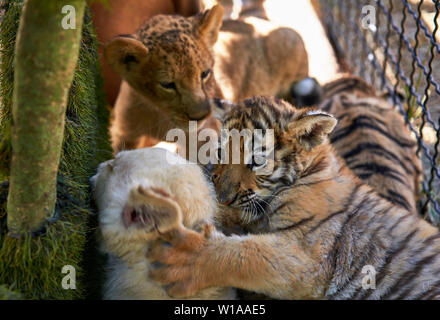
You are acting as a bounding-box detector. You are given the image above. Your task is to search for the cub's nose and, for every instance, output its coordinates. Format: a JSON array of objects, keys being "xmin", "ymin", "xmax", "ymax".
[
  {"xmin": 218, "ymin": 192, "xmax": 237, "ymax": 206},
  {"xmin": 187, "ymin": 100, "xmax": 212, "ymax": 121}
]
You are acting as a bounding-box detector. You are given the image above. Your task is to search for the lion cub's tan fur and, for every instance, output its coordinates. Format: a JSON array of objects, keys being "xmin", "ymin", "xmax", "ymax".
[
  {"xmin": 105, "ymin": 5, "xmax": 308, "ymax": 153},
  {"xmin": 91, "ymin": 148, "xmax": 234, "ymax": 299}
]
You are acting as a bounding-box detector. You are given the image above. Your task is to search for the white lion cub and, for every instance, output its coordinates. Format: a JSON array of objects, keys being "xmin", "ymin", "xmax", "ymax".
[{"xmin": 91, "ymin": 147, "xmax": 235, "ymax": 300}]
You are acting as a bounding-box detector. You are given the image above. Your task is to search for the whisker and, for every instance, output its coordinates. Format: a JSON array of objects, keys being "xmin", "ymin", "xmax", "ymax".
[{"xmin": 254, "ymin": 197, "xmax": 271, "ymax": 226}]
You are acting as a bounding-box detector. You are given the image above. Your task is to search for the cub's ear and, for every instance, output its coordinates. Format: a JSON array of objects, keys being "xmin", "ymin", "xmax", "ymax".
[
  {"xmin": 288, "ymin": 110, "xmax": 337, "ymax": 150},
  {"xmin": 104, "ymin": 36, "xmax": 148, "ymax": 78},
  {"xmin": 195, "ymin": 4, "xmax": 224, "ymax": 46}
]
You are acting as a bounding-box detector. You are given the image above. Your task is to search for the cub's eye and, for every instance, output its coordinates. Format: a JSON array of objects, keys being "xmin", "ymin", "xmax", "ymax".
[
  {"xmin": 201, "ymin": 69, "xmax": 211, "ymax": 80},
  {"xmin": 211, "ymin": 173, "xmax": 219, "ymax": 182},
  {"xmin": 160, "ymin": 82, "xmax": 176, "ymax": 90},
  {"xmin": 247, "ymin": 155, "xmax": 268, "ymax": 172}
]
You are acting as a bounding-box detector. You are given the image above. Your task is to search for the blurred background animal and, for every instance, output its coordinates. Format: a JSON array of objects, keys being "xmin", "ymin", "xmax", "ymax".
[{"xmin": 317, "ymin": 75, "xmax": 422, "ymax": 214}]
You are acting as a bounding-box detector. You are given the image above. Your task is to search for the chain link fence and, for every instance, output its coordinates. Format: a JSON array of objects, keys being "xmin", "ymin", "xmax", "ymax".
[{"xmin": 319, "ymin": 0, "xmax": 440, "ymax": 224}]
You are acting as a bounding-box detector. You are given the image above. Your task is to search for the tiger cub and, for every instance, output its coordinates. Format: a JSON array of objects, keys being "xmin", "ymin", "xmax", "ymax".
[
  {"xmin": 146, "ymin": 96, "xmax": 440, "ymax": 300},
  {"xmin": 318, "ymin": 75, "xmax": 422, "ymax": 214}
]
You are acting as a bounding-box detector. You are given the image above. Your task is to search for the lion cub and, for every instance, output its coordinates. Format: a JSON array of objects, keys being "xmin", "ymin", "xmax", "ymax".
[
  {"xmin": 105, "ymin": 4, "xmax": 309, "ymax": 153},
  {"xmin": 91, "ymin": 147, "xmax": 235, "ymax": 299}
]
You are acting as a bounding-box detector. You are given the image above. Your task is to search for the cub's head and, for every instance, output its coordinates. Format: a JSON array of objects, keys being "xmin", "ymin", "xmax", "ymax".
[
  {"xmin": 91, "ymin": 148, "xmax": 216, "ymax": 258},
  {"xmin": 211, "ymin": 96, "xmax": 337, "ymax": 224},
  {"xmin": 105, "ymin": 5, "xmax": 224, "ymax": 128}
]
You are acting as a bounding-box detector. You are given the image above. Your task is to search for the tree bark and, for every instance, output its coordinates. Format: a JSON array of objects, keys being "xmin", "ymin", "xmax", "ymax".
[{"xmin": 7, "ymin": 0, "xmax": 86, "ymax": 236}]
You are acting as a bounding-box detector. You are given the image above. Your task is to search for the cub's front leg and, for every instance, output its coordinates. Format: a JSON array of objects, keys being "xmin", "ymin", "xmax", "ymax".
[{"xmin": 147, "ymin": 227, "xmax": 324, "ymax": 299}]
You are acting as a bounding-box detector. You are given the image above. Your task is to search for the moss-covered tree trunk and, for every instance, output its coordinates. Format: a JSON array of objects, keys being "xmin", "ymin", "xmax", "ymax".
[
  {"xmin": 0, "ymin": 0, "xmax": 112, "ymax": 299},
  {"xmin": 7, "ymin": 0, "xmax": 86, "ymax": 236}
]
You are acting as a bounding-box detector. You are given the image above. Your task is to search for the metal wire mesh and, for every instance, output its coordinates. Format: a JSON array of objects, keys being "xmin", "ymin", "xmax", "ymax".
[{"xmin": 319, "ymin": 0, "xmax": 440, "ymax": 224}]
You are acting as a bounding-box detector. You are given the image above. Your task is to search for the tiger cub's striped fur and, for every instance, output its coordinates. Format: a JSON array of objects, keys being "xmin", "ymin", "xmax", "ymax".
[
  {"xmin": 318, "ymin": 75, "xmax": 422, "ymax": 214},
  {"xmin": 147, "ymin": 96, "xmax": 440, "ymax": 300}
]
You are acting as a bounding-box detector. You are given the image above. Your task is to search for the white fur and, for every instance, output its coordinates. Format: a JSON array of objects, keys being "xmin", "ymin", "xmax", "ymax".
[
  {"xmin": 305, "ymin": 110, "xmax": 330, "ymax": 117},
  {"xmin": 91, "ymin": 148, "xmax": 235, "ymax": 300}
]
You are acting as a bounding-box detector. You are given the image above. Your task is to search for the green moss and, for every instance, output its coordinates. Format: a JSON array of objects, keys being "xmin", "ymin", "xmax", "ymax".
[
  {"xmin": 0, "ymin": 0, "xmax": 111, "ymax": 299},
  {"xmin": 0, "ymin": 1, "xmax": 17, "ymax": 180},
  {"xmin": 0, "ymin": 284, "xmax": 23, "ymax": 300}
]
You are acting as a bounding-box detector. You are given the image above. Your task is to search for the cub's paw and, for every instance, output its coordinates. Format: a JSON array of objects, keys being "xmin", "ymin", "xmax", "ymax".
[
  {"xmin": 123, "ymin": 185, "xmax": 183, "ymax": 233},
  {"xmin": 147, "ymin": 222, "xmax": 216, "ymax": 297}
]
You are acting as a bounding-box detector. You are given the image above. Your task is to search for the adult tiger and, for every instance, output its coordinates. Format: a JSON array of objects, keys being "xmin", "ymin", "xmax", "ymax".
[
  {"xmin": 318, "ymin": 75, "xmax": 422, "ymax": 214},
  {"xmin": 146, "ymin": 96, "xmax": 440, "ymax": 300}
]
